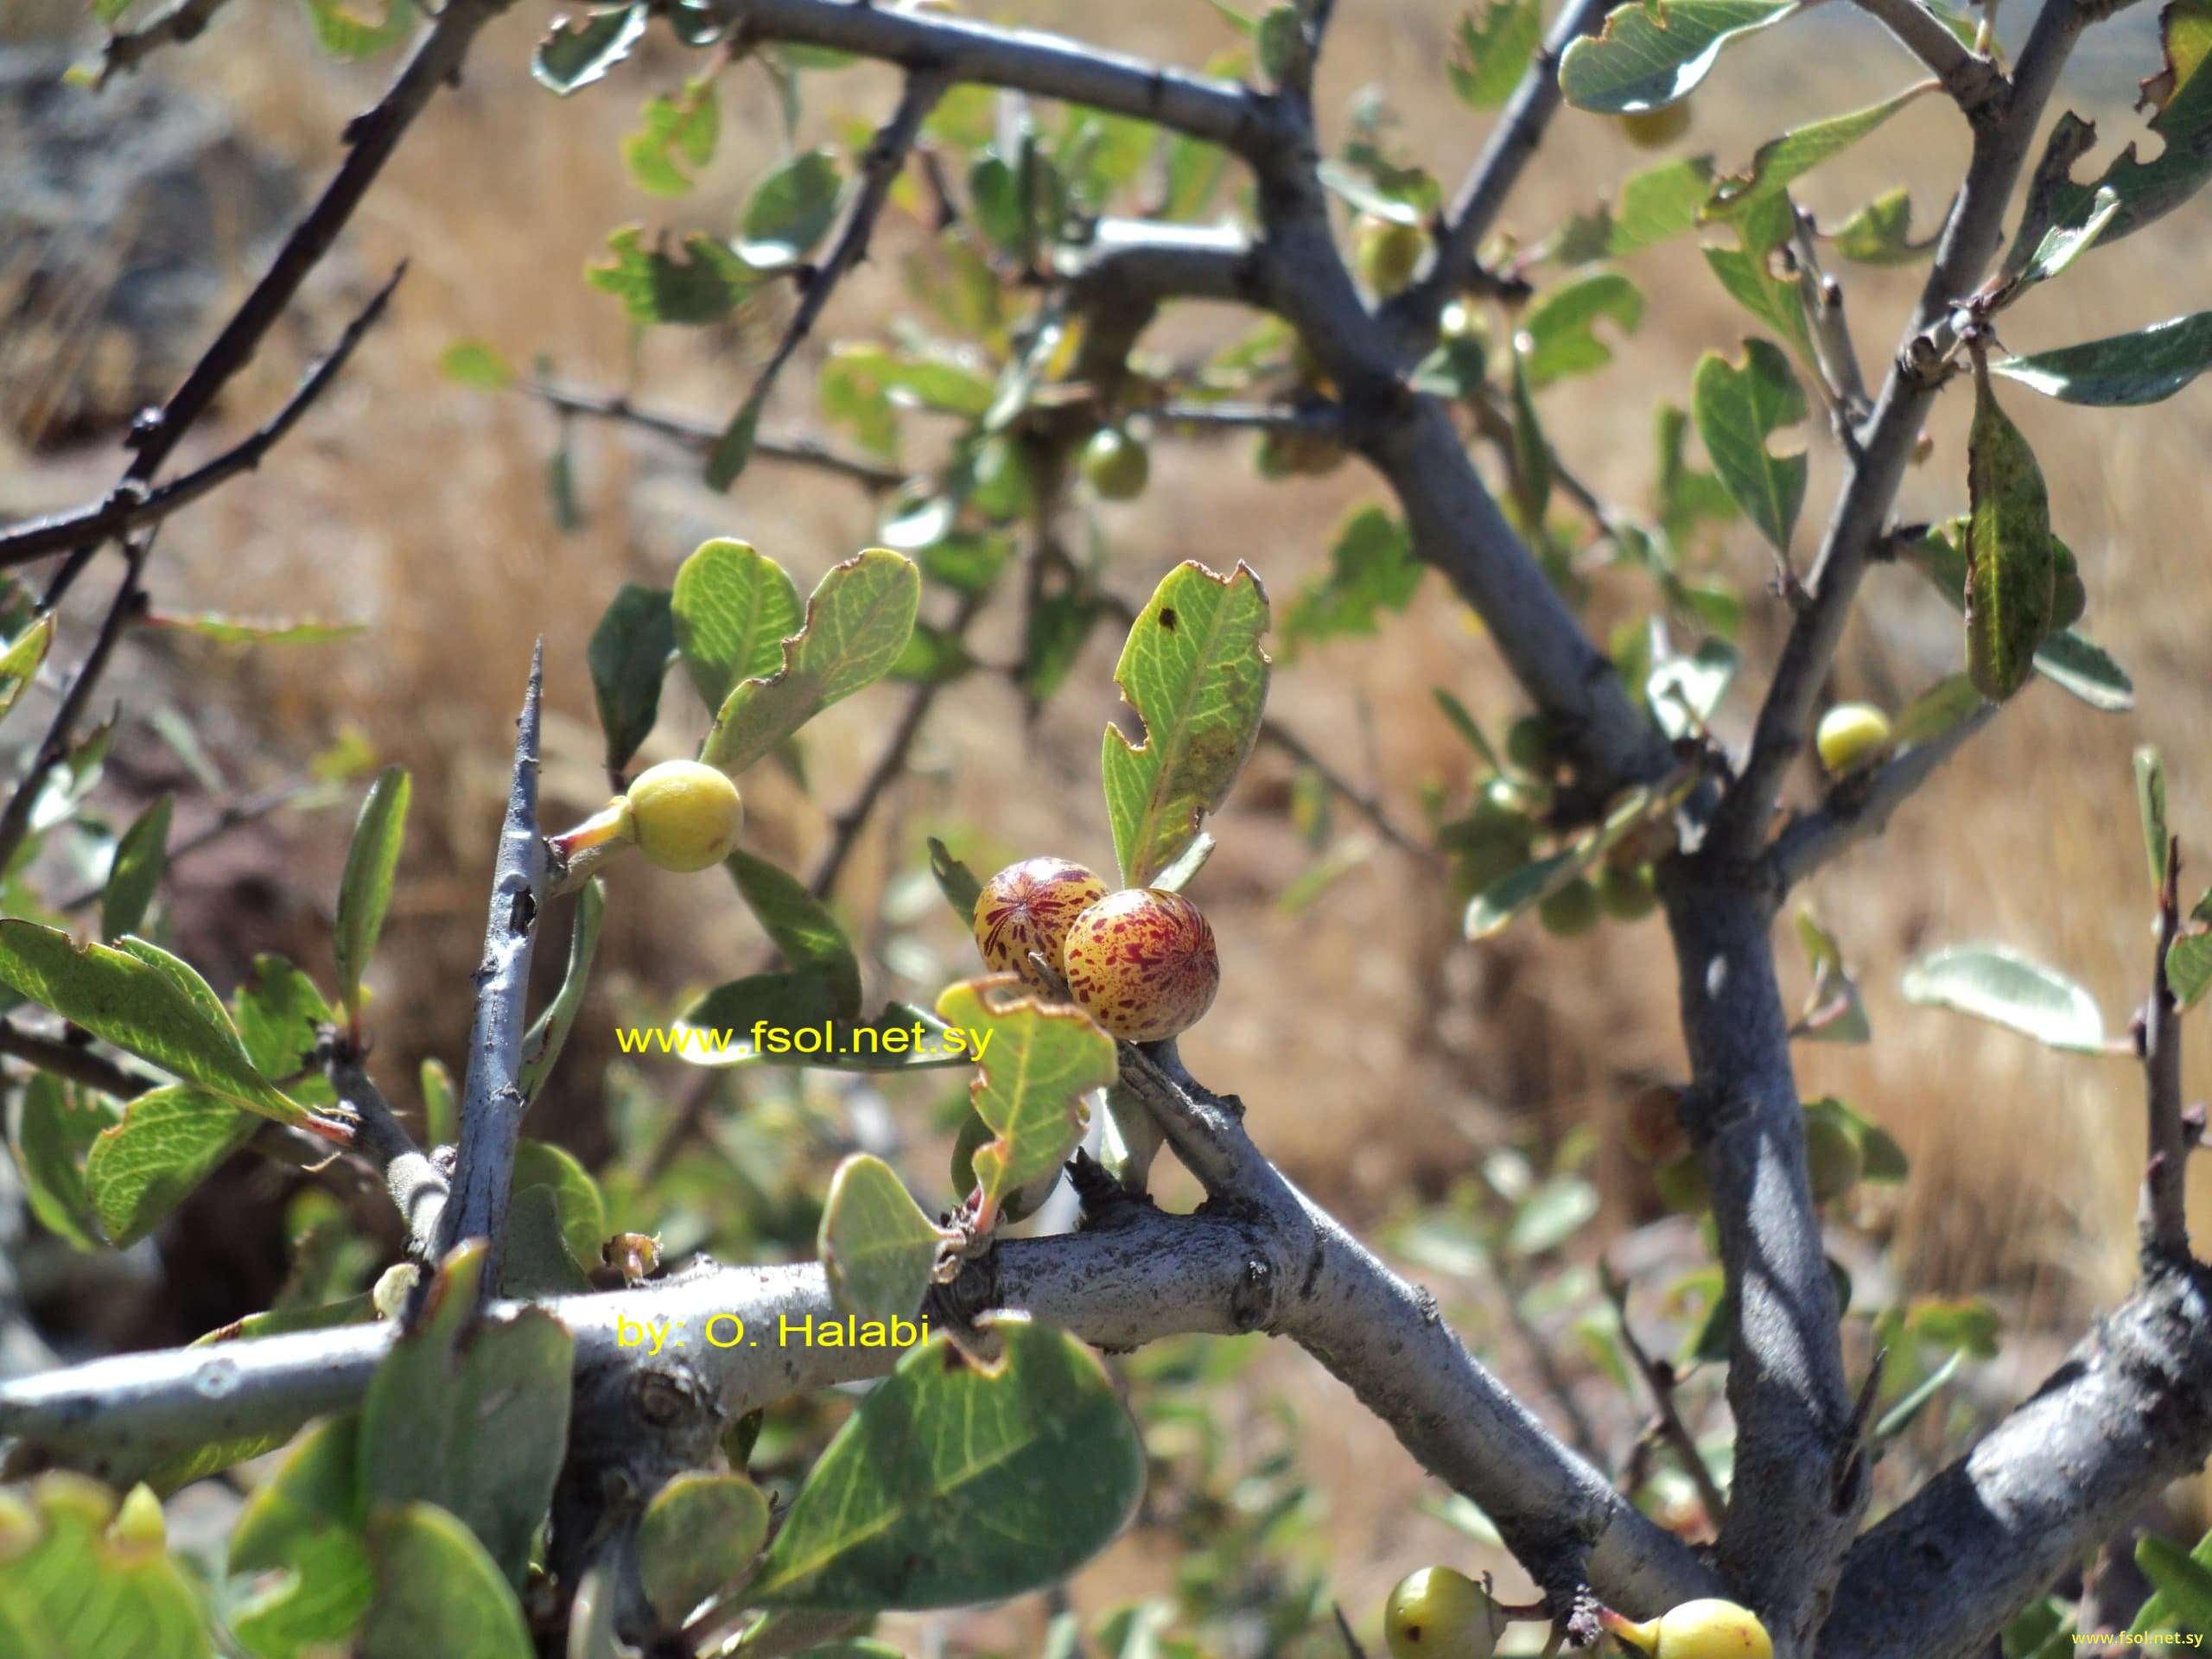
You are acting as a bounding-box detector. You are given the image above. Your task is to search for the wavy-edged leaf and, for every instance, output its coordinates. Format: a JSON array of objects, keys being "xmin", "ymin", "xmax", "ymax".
[
  {"xmin": 1521, "ymin": 269, "xmax": 1643, "ymax": 385},
  {"xmin": 820, "ymin": 1153, "xmax": 946, "ymax": 1323},
  {"xmin": 1701, "ymin": 194, "xmax": 1813, "ymax": 358},
  {"xmin": 935, "ymin": 977, "xmax": 1116, "ymax": 1226},
  {"xmin": 1560, "ymin": 0, "xmax": 1794, "ymax": 114},
  {"xmin": 1705, "ymin": 84, "xmax": 1929, "ymax": 219},
  {"xmin": 0, "ymin": 1474, "xmax": 208, "ymax": 1659},
  {"xmin": 2165, "ymin": 931, "xmax": 2212, "ymax": 1013},
  {"xmin": 511, "ymin": 1140, "xmax": 607, "ymax": 1272},
  {"xmin": 531, "ymin": 3, "xmax": 645, "ymax": 93},
  {"xmin": 1550, "ymin": 156, "xmax": 1716, "ymax": 265},
  {"xmin": 0, "ymin": 924, "xmax": 320, "ymax": 1130},
  {"xmin": 1281, "ymin": 505, "xmax": 1420, "ymax": 653},
  {"xmin": 702, "ymin": 550, "xmax": 919, "ymax": 774},
  {"xmin": 748, "ymin": 1319, "xmax": 1145, "ymax": 1610},
  {"xmin": 84, "ymin": 1086, "xmax": 251, "ymax": 1249},
  {"xmin": 359, "ymin": 1503, "xmax": 531, "ymax": 1659},
  {"xmin": 585, "ymin": 227, "xmax": 758, "ymax": 327},
  {"xmin": 639, "ymin": 1474, "xmax": 771, "ymax": 1630},
  {"xmin": 1448, "ymin": 0, "xmax": 1543, "ymax": 110},
  {"xmin": 739, "ymin": 149, "xmax": 844, "ymax": 267},
  {"xmin": 101, "ymin": 793, "xmax": 173, "ymax": 943},
  {"xmin": 671, "ymin": 539, "xmax": 804, "ymax": 715},
  {"xmin": 1900, "ymin": 944, "xmax": 2107, "ymax": 1052},
  {"xmin": 1964, "ymin": 367, "xmax": 2054, "ymax": 702},
  {"xmin": 1827, "ymin": 187, "xmax": 1935, "ymax": 265},
  {"xmin": 1691, "ymin": 338, "xmax": 1807, "ymax": 555},
  {"xmin": 1100, "ymin": 562, "xmax": 1270, "ymax": 888},
  {"xmin": 296, "ymin": 0, "xmax": 415, "ymax": 61},
  {"xmin": 624, "ymin": 78, "xmax": 720, "ymax": 197},
  {"xmin": 335, "ymin": 765, "xmax": 409, "ymax": 1020},
  {"xmin": 1993, "ymin": 309, "xmax": 2212, "ymax": 407}
]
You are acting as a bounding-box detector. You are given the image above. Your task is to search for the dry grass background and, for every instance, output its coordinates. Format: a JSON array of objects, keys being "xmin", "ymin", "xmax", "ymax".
[{"xmin": 4, "ymin": 0, "xmax": 2211, "ymax": 1636}]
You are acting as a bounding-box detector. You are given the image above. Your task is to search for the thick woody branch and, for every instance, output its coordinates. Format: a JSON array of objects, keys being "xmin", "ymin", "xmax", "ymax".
[
  {"xmin": 421, "ymin": 645, "xmax": 546, "ymax": 1309},
  {"xmin": 1767, "ymin": 706, "xmax": 1996, "ymax": 887},
  {"xmin": 1713, "ymin": 0, "xmax": 2092, "ymax": 864},
  {"xmin": 323, "ymin": 1046, "xmax": 447, "ymax": 1261},
  {"xmin": 0, "ymin": 268, "xmax": 404, "ymax": 569},
  {"xmin": 1848, "ymin": 0, "xmax": 2005, "ymax": 114},
  {"xmin": 2140, "ymin": 837, "xmax": 2191, "ymax": 1263}
]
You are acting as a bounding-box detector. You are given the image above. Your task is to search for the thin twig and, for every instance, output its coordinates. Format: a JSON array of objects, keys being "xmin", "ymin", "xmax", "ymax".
[
  {"xmin": 0, "ymin": 269, "xmax": 405, "ymax": 569},
  {"xmin": 1247, "ymin": 710, "xmax": 1427, "ymax": 859},
  {"xmin": 0, "ymin": 539, "xmax": 151, "ymax": 875},
  {"xmin": 2139, "ymin": 836, "xmax": 2190, "ymax": 1262},
  {"xmin": 50, "ymin": 785, "xmax": 308, "ymax": 914},
  {"xmin": 529, "ymin": 379, "xmax": 907, "ymax": 492},
  {"xmin": 1789, "ymin": 209, "xmax": 1873, "ymax": 432},
  {"xmin": 1602, "ymin": 1263, "xmax": 1730, "ymax": 1531},
  {"xmin": 1849, "ymin": 0, "xmax": 2005, "ymax": 114},
  {"xmin": 0, "ymin": 1022, "xmax": 156, "ymax": 1099},
  {"xmin": 1494, "ymin": 1264, "xmax": 1610, "ymax": 1470},
  {"xmin": 324, "ymin": 1040, "xmax": 448, "ymax": 1262},
  {"xmin": 420, "ymin": 642, "xmax": 546, "ymax": 1313},
  {"xmin": 93, "ymin": 0, "xmax": 237, "ymax": 87}
]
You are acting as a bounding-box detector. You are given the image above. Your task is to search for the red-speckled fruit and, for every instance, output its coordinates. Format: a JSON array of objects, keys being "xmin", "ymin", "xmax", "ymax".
[
  {"xmin": 971, "ymin": 858, "xmax": 1108, "ymax": 989},
  {"xmin": 1061, "ymin": 887, "xmax": 1220, "ymax": 1043}
]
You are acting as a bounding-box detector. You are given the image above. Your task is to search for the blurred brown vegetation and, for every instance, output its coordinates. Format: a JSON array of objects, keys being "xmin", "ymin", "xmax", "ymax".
[{"xmin": 4, "ymin": 0, "xmax": 2210, "ymax": 1627}]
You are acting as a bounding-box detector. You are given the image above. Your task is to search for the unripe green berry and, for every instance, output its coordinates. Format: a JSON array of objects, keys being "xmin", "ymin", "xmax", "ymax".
[
  {"xmin": 1504, "ymin": 715, "xmax": 1559, "ymax": 778},
  {"xmin": 1596, "ymin": 861, "xmax": 1659, "ymax": 923},
  {"xmin": 1815, "ymin": 703, "xmax": 1893, "ymax": 777},
  {"xmin": 1354, "ymin": 213, "xmax": 1427, "ymax": 298},
  {"xmin": 972, "ymin": 857, "xmax": 1108, "ymax": 989},
  {"xmin": 1618, "ymin": 100, "xmax": 1694, "ymax": 148},
  {"xmin": 1537, "ymin": 877, "xmax": 1601, "ymax": 939},
  {"xmin": 1383, "ymin": 1567, "xmax": 1501, "ymax": 1659},
  {"xmin": 1081, "ymin": 428, "xmax": 1150, "ymax": 500},
  {"xmin": 626, "ymin": 760, "xmax": 744, "ymax": 873},
  {"xmin": 1062, "ymin": 887, "xmax": 1220, "ymax": 1043},
  {"xmin": 1606, "ymin": 1599, "xmax": 1772, "ymax": 1659},
  {"xmin": 1802, "ymin": 1106, "xmax": 1865, "ymax": 1204}
]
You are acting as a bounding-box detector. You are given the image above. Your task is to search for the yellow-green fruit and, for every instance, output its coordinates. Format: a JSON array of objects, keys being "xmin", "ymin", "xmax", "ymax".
[
  {"xmin": 1654, "ymin": 1151, "xmax": 1709, "ymax": 1212},
  {"xmin": 1815, "ymin": 702, "xmax": 1894, "ymax": 777},
  {"xmin": 972, "ymin": 857, "xmax": 1108, "ymax": 989},
  {"xmin": 1504, "ymin": 714, "xmax": 1559, "ymax": 777},
  {"xmin": 1802, "ymin": 1109, "xmax": 1865, "ymax": 1204},
  {"xmin": 1608, "ymin": 1599, "xmax": 1773, "ymax": 1659},
  {"xmin": 1623, "ymin": 1084, "xmax": 1688, "ymax": 1166},
  {"xmin": 1383, "ymin": 1567, "xmax": 1502, "ymax": 1659},
  {"xmin": 1081, "ymin": 427, "xmax": 1150, "ymax": 500},
  {"xmin": 1062, "ymin": 887, "xmax": 1220, "ymax": 1043},
  {"xmin": 626, "ymin": 760, "xmax": 744, "ymax": 873},
  {"xmin": 1354, "ymin": 213, "xmax": 1427, "ymax": 298},
  {"xmin": 1596, "ymin": 861, "xmax": 1658, "ymax": 923},
  {"xmin": 1618, "ymin": 100, "xmax": 1693, "ymax": 148},
  {"xmin": 1537, "ymin": 877, "xmax": 1601, "ymax": 939}
]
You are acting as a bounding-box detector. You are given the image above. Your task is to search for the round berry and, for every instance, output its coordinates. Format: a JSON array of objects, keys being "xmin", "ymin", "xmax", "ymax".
[
  {"xmin": 1537, "ymin": 877, "xmax": 1602, "ymax": 939},
  {"xmin": 1815, "ymin": 703, "xmax": 1894, "ymax": 777},
  {"xmin": 1081, "ymin": 428, "xmax": 1150, "ymax": 500},
  {"xmin": 1061, "ymin": 887, "xmax": 1220, "ymax": 1043},
  {"xmin": 1608, "ymin": 1599, "xmax": 1772, "ymax": 1659},
  {"xmin": 625, "ymin": 760, "xmax": 743, "ymax": 874},
  {"xmin": 1354, "ymin": 213, "xmax": 1427, "ymax": 297},
  {"xmin": 1618, "ymin": 100, "xmax": 1694, "ymax": 149},
  {"xmin": 971, "ymin": 857, "xmax": 1108, "ymax": 989},
  {"xmin": 1383, "ymin": 1567, "xmax": 1501, "ymax": 1659},
  {"xmin": 1596, "ymin": 861, "xmax": 1659, "ymax": 923}
]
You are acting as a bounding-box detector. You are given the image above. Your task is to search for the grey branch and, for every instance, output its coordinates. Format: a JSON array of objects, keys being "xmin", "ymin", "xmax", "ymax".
[
  {"xmin": 421, "ymin": 645, "xmax": 546, "ymax": 1308},
  {"xmin": 1848, "ymin": 0, "xmax": 2005, "ymax": 114},
  {"xmin": 1767, "ymin": 706, "xmax": 1997, "ymax": 887},
  {"xmin": 324, "ymin": 1046, "xmax": 447, "ymax": 1261}
]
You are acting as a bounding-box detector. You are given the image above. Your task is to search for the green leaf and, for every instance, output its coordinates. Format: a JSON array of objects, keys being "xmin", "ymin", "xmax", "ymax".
[
  {"xmin": 705, "ymin": 386, "xmax": 767, "ymax": 492},
  {"xmin": 1690, "ymin": 339, "xmax": 1807, "ymax": 556},
  {"xmin": 1900, "ymin": 944, "xmax": 2107, "ymax": 1053},
  {"xmin": 1559, "ymin": 0, "xmax": 1793, "ymax": 114},
  {"xmin": 639, "ymin": 1474, "xmax": 771, "ymax": 1629},
  {"xmin": 674, "ymin": 976, "xmax": 971, "ymax": 1071},
  {"xmin": 702, "ymin": 550, "xmax": 920, "ymax": 775},
  {"xmin": 739, "ymin": 149, "xmax": 844, "ymax": 267},
  {"xmin": 1648, "ymin": 638, "xmax": 1739, "ymax": 741},
  {"xmin": 748, "ymin": 1319, "xmax": 1145, "ymax": 1609},
  {"xmin": 671, "ymin": 539, "xmax": 804, "ymax": 715},
  {"xmin": 2138, "ymin": 747, "xmax": 2170, "ymax": 898},
  {"xmin": 1891, "ymin": 672, "xmax": 1986, "ymax": 747},
  {"xmin": 0, "ymin": 613, "xmax": 54, "ymax": 728},
  {"xmin": 1507, "ymin": 335, "xmax": 1553, "ymax": 533},
  {"xmin": 519, "ymin": 879, "xmax": 604, "ymax": 1106},
  {"xmin": 2135, "ymin": 1533, "xmax": 2212, "ymax": 1638},
  {"xmin": 1872, "ymin": 1348, "xmax": 1963, "ymax": 1443},
  {"xmin": 511, "ymin": 1139, "xmax": 607, "ymax": 1272},
  {"xmin": 624, "ymin": 78, "xmax": 720, "ymax": 198},
  {"xmin": 1964, "ymin": 367, "xmax": 2055, "ymax": 702},
  {"xmin": 2132, "ymin": 1523, "xmax": 2212, "ymax": 1635},
  {"xmin": 358, "ymin": 1244, "xmax": 574, "ymax": 1589},
  {"xmin": 0, "ymin": 923, "xmax": 320, "ymax": 1130},
  {"xmin": 335, "ymin": 765, "xmax": 410, "ymax": 1020},
  {"xmin": 2014, "ymin": 185, "xmax": 2120, "ymax": 290},
  {"xmin": 1550, "ymin": 156, "xmax": 1716, "ymax": 264},
  {"xmin": 1898, "ymin": 521, "xmax": 2131, "ymax": 711},
  {"xmin": 296, "ymin": 0, "xmax": 414, "ymax": 61},
  {"xmin": 728, "ymin": 849, "xmax": 863, "ymax": 1020},
  {"xmin": 227, "ymin": 1415, "xmax": 372, "ymax": 1659},
  {"xmin": 585, "ymin": 227, "xmax": 758, "ymax": 327},
  {"xmin": 0, "ymin": 1474, "xmax": 209, "ymax": 1659},
  {"xmin": 359, "ymin": 1504, "xmax": 532, "ymax": 1659},
  {"xmin": 1282, "ymin": 506, "xmax": 1421, "ymax": 652},
  {"xmin": 420, "ymin": 1056, "xmax": 454, "ymax": 1147},
  {"xmin": 1794, "ymin": 909, "xmax": 1872, "ymax": 1046},
  {"xmin": 1025, "ymin": 588, "xmax": 1098, "ymax": 706},
  {"xmin": 1992, "ymin": 310, "xmax": 2212, "ymax": 407},
  {"xmin": 890, "ymin": 623, "xmax": 974, "ymax": 686},
  {"xmin": 820, "ymin": 1153, "xmax": 946, "ymax": 1322},
  {"xmin": 926, "ymin": 836, "xmax": 983, "ymax": 925},
  {"xmin": 2166, "ymin": 932, "xmax": 2212, "ymax": 1013},
  {"xmin": 7, "ymin": 1076, "xmax": 116, "ymax": 1251},
  {"xmin": 1153, "ymin": 831, "xmax": 1216, "ymax": 894},
  {"xmin": 588, "ymin": 583, "xmax": 676, "ymax": 772},
  {"xmin": 143, "ymin": 612, "xmax": 363, "ymax": 646},
  {"xmin": 1704, "ymin": 84, "xmax": 1928, "ymax": 220},
  {"xmin": 1827, "ymin": 188, "xmax": 1934, "ymax": 265},
  {"xmin": 1701, "ymin": 194, "xmax": 1813, "ymax": 358},
  {"xmin": 934, "ymin": 978, "xmax": 1117, "ymax": 1224},
  {"xmin": 101, "ymin": 793, "xmax": 173, "ymax": 942},
  {"xmin": 1432, "ymin": 689, "xmax": 1503, "ymax": 772},
  {"xmin": 531, "ymin": 3, "xmax": 645, "ymax": 94},
  {"xmin": 1464, "ymin": 785, "xmax": 1678, "ymax": 938},
  {"xmin": 84, "ymin": 1086, "xmax": 251, "ymax": 1249},
  {"xmin": 1100, "ymin": 561, "xmax": 1271, "ymax": 888},
  {"xmin": 1506, "ymin": 1174, "xmax": 1599, "ymax": 1257},
  {"xmin": 235, "ymin": 957, "xmax": 336, "ymax": 1105},
  {"xmin": 1448, "ymin": 0, "xmax": 1542, "ymax": 111},
  {"xmin": 437, "ymin": 341, "xmax": 514, "ymax": 391},
  {"xmin": 1521, "ymin": 269, "xmax": 1643, "ymax": 385}
]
